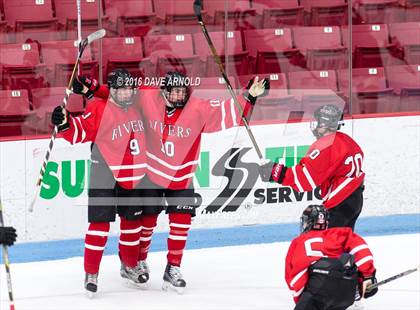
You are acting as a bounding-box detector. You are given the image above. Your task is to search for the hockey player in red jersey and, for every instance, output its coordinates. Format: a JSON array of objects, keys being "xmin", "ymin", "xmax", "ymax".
[
  {"xmin": 72, "ymin": 71, "xmax": 269, "ymax": 293},
  {"xmin": 51, "ymin": 69, "xmax": 147, "ymax": 297},
  {"xmin": 286, "ymin": 204, "xmax": 378, "ymax": 310},
  {"xmin": 259, "ymin": 104, "xmax": 365, "ymax": 230}
]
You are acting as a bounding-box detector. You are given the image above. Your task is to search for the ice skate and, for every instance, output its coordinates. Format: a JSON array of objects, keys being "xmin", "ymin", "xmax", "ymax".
[
  {"xmin": 136, "ymin": 260, "xmax": 150, "ymax": 289},
  {"xmin": 162, "ymin": 263, "xmax": 186, "ymax": 294},
  {"xmin": 84, "ymin": 273, "xmax": 98, "ymax": 298},
  {"xmin": 120, "ymin": 263, "xmax": 142, "ymax": 288}
]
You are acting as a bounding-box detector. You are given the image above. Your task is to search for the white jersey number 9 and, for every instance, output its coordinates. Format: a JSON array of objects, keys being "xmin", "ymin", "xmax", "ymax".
[{"xmin": 130, "ymin": 139, "xmax": 140, "ymax": 155}]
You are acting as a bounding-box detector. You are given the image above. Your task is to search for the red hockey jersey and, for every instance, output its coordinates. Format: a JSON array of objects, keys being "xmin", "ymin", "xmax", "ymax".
[
  {"xmin": 96, "ymin": 86, "xmax": 251, "ymax": 189},
  {"xmin": 282, "ymin": 132, "xmax": 365, "ymax": 209},
  {"xmin": 285, "ymin": 227, "xmax": 375, "ymax": 303},
  {"xmin": 59, "ymin": 98, "xmax": 147, "ymax": 189}
]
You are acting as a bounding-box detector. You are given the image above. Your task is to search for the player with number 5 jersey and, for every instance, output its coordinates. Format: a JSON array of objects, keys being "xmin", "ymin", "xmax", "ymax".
[{"xmin": 259, "ymin": 104, "xmax": 365, "ymax": 230}]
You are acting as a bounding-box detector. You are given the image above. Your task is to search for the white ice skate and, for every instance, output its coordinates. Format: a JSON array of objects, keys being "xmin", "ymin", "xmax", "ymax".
[
  {"xmin": 84, "ymin": 273, "xmax": 98, "ymax": 299},
  {"xmin": 162, "ymin": 263, "xmax": 186, "ymax": 295},
  {"xmin": 136, "ymin": 260, "xmax": 150, "ymax": 290}
]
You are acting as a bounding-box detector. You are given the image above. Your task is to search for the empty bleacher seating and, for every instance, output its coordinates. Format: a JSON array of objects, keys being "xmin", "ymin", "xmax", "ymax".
[
  {"xmin": 154, "ymin": 0, "xmax": 208, "ymax": 34},
  {"xmin": 252, "ymin": 0, "xmax": 304, "ymax": 27},
  {"xmin": 0, "ymin": 89, "xmax": 34, "ymax": 137},
  {"xmin": 144, "ymin": 33, "xmax": 200, "ymax": 77},
  {"xmin": 289, "ymin": 70, "xmax": 341, "ymax": 112},
  {"xmin": 338, "ymin": 67, "xmax": 395, "ymax": 113},
  {"xmin": 301, "ymin": 0, "xmax": 348, "ymax": 26},
  {"xmin": 389, "ymin": 22, "xmax": 420, "ymax": 65},
  {"xmin": 293, "ymin": 26, "xmax": 347, "ymax": 70},
  {"xmin": 192, "ymin": 76, "xmax": 237, "ymax": 100},
  {"xmin": 343, "ymin": 24, "xmax": 396, "ymax": 68},
  {"xmin": 0, "ymin": 42, "xmax": 46, "ymax": 90},
  {"xmin": 54, "ymin": 0, "xmax": 107, "ymax": 39},
  {"xmin": 203, "ymin": 0, "xmax": 258, "ymax": 31},
  {"xmin": 243, "ymin": 28, "xmax": 300, "ymax": 74},
  {"xmin": 193, "ymin": 30, "xmax": 249, "ymax": 76},
  {"xmin": 105, "ymin": 0, "xmax": 156, "ymax": 37},
  {"xmin": 102, "ymin": 36, "xmax": 146, "ymax": 79},
  {"xmin": 353, "ymin": 0, "xmax": 400, "ymax": 24},
  {"xmin": 40, "ymin": 40, "xmax": 97, "ymax": 86},
  {"xmin": 3, "ymin": 0, "xmax": 59, "ymax": 42},
  {"xmin": 386, "ymin": 65, "xmax": 420, "ymax": 111}
]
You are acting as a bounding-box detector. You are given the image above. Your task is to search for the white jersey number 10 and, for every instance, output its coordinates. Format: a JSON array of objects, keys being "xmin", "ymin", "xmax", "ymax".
[{"xmin": 161, "ymin": 140, "xmax": 175, "ymax": 157}]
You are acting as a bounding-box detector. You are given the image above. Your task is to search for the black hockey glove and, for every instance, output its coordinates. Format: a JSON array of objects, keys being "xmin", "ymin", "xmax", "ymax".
[
  {"xmin": 361, "ymin": 274, "xmax": 378, "ymax": 299},
  {"xmin": 244, "ymin": 77, "xmax": 270, "ymax": 105},
  {"xmin": 0, "ymin": 226, "xmax": 17, "ymax": 246},
  {"xmin": 72, "ymin": 76, "xmax": 99, "ymax": 99},
  {"xmin": 51, "ymin": 106, "xmax": 70, "ymax": 132},
  {"xmin": 259, "ymin": 161, "xmax": 286, "ymax": 183}
]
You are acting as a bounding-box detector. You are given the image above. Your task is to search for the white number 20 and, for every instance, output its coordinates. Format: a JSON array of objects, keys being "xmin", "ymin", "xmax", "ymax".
[
  {"xmin": 345, "ymin": 153, "xmax": 363, "ymax": 177},
  {"xmin": 130, "ymin": 139, "xmax": 140, "ymax": 155}
]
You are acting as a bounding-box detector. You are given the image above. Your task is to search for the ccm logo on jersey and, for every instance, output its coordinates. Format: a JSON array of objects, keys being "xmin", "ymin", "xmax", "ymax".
[
  {"xmin": 175, "ymin": 205, "xmax": 194, "ymax": 210},
  {"xmin": 273, "ymin": 164, "xmax": 282, "ymax": 180}
]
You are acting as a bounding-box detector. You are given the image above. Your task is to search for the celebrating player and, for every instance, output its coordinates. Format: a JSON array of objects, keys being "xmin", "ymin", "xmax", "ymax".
[
  {"xmin": 51, "ymin": 69, "xmax": 147, "ymax": 297},
  {"xmin": 259, "ymin": 104, "xmax": 365, "ymax": 230},
  {"xmin": 286, "ymin": 204, "xmax": 378, "ymax": 309},
  {"xmin": 72, "ymin": 70, "xmax": 269, "ymax": 293}
]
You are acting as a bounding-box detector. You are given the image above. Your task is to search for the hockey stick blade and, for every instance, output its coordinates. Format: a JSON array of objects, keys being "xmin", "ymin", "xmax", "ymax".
[
  {"xmin": 87, "ymin": 29, "xmax": 106, "ymax": 44},
  {"xmin": 367, "ymin": 266, "xmax": 419, "ymax": 290},
  {"xmin": 193, "ymin": 0, "xmax": 203, "ymax": 20}
]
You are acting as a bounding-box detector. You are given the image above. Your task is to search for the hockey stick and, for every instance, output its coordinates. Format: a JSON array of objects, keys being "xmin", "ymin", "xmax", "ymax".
[
  {"xmin": 76, "ymin": 0, "xmax": 82, "ymax": 75},
  {"xmin": 193, "ymin": 0, "xmax": 264, "ymax": 161},
  {"xmin": 29, "ymin": 29, "xmax": 106, "ymax": 212},
  {"xmin": 367, "ymin": 266, "xmax": 419, "ymax": 291},
  {"xmin": 0, "ymin": 196, "xmax": 15, "ymax": 310}
]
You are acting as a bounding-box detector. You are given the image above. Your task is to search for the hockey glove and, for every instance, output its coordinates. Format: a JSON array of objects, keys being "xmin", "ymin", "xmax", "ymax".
[
  {"xmin": 244, "ymin": 76, "xmax": 270, "ymax": 105},
  {"xmin": 361, "ymin": 274, "xmax": 378, "ymax": 299},
  {"xmin": 51, "ymin": 106, "xmax": 70, "ymax": 132},
  {"xmin": 259, "ymin": 161, "xmax": 285, "ymax": 183},
  {"xmin": 72, "ymin": 76, "xmax": 99, "ymax": 99},
  {"xmin": 0, "ymin": 226, "xmax": 17, "ymax": 246}
]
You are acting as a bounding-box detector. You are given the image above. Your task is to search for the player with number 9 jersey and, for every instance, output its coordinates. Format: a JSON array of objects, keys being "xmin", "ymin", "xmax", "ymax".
[{"xmin": 52, "ymin": 69, "xmax": 147, "ymax": 295}]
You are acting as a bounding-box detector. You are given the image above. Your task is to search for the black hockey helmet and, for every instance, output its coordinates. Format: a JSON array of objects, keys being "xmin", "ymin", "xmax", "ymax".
[
  {"xmin": 161, "ymin": 71, "xmax": 190, "ymax": 109},
  {"xmin": 300, "ymin": 205, "xmax": 329, "ymax": 233},
  {"xmin": 107, "ymin": 68, "xmax": 135, "ymax": 108},
  {"xmin": 311, "ymin": 104, "xmax": 344, "ymax": 138}
]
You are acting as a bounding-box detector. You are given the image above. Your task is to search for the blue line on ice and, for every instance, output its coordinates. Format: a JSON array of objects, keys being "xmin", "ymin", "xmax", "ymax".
[{"xmin": 3, "ymin": 213, "xmax": 419, "ymax": 264}]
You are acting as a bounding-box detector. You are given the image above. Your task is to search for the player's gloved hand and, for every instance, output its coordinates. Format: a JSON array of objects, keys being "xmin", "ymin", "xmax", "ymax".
[
  {"xmin": 0, "ymin": 226, "xmax": 17, "ymax": 246},
  {"xmin": 259, "ymin": 161, "xmax": 285, "ymax": 183},
  {"xmin": 51, "ymin": 106, "xmax": 70, "ymax": 132},
  {"xmin": 72, "ymin": 76, "xmax": 99, "ymax": 99},
  {"xmin": 244, "ymin": 76, "xmax": 270, "ymax": 105},
  {"xmin": 361, "ymin": 274, "xmax": 378, "ymax": 299}
]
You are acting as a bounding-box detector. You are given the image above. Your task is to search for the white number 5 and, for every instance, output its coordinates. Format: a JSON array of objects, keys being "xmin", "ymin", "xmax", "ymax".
[{"xmin": 304, "ymin": 237, "xmax": 325, "ymax": 257}]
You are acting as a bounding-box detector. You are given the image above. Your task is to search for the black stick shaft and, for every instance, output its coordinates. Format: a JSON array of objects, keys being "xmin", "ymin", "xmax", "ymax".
[
  {"xmin": 194, "ymin": 3, "xmax": 263, "ymax": 160},
  {"xmin": 0, "ymin": 199, "xmax": 16, "ymax": 310},
  {"xmin": 368, "ymin": 267, "xmax": 418, "ymax": 290}
]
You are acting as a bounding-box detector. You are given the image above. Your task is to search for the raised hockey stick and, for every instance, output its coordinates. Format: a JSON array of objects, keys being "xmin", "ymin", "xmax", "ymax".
[
  {"xmin": 367, "ymin": 266, "xmax": 419, "ymax": 291},
  {"xmin": 193, "ymin": 0, "xmax": 264, "ymax": 161},
  {"xmin": 0, "ymin": 196, "xmax": 15, "ymax": 310},
  {"xmin": 29, "ymin": 29, "xmax": 106, "ymax": 212}
]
